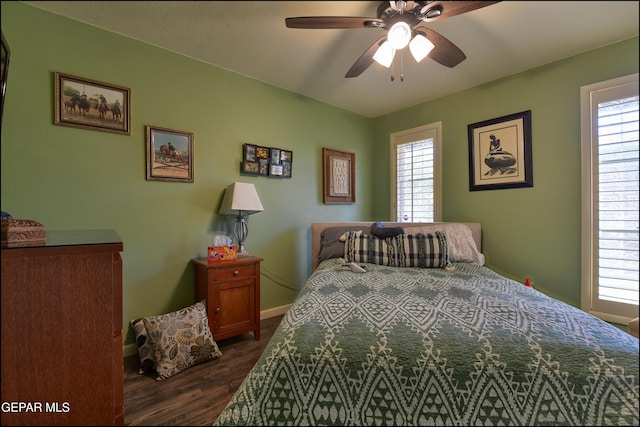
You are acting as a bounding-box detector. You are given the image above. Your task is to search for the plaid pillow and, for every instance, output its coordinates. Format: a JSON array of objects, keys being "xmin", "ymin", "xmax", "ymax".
[{"xmin": 344, "ymin": 231, "xmax": 449, "ymax": 268}]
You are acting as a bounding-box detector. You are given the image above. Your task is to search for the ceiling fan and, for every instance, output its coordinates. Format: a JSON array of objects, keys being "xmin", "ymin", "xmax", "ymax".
[{"xmin": 285, "ymin": 1, "xmax": 500, "ymax": 79}]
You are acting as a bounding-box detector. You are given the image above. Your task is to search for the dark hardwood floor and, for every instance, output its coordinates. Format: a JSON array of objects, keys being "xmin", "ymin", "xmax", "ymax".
[{"xmin": 123, "ymin": 314, "xmax": 284, "ymax": 426}]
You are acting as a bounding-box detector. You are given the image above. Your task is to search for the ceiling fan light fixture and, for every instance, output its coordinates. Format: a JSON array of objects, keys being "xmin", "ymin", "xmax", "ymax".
[
  {"xmin": 409, "ymin": 34, "xmax": 434, "ymax": 62},
  {"xmin": 387, "ymin": 21, "xmax": 411, "ymax": 49},
  {"xmin": 373, "ymin": 41, "xmax": 395, "ymax": 68}
]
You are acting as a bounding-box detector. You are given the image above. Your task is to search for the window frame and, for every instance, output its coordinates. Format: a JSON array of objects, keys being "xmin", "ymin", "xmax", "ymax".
[
  {"xmin": 580, "ymin": 73, "xmax": 639, "ymax": 324},
  {"xmin": 389, "ymin": 122, "xmax": 442, "ymax": 222}
]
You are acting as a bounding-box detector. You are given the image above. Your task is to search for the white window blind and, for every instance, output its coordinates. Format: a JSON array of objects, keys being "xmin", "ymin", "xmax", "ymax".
[
  {"xmin": 581, "ymin": 74, "xmax": 639, "ymax": 323},
  {"xmin": 596, "ymin": 96, "xmax": 639, "ymax": 305},
  {"xmin": 390, "ymin": 123, "xmax": 442, "ymax": 222},
  {"xmin": 397, "ymin": 140, "xmax": 434, "ymax": 222}
]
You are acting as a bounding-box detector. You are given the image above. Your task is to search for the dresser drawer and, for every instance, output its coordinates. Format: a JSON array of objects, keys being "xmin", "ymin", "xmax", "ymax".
[{"xmin": 213, "ymin": 264, "xmax": 255, "ymax": 281}]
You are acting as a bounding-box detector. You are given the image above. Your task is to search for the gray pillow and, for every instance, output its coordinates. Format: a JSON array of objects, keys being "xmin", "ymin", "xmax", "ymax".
[
  {"xmin": 318, "ymin": 226, "xmax": 370, "ymax": 262},
  {"xmin": 130, "ymin": 317, "xmax": 156, "ymax": 374}
]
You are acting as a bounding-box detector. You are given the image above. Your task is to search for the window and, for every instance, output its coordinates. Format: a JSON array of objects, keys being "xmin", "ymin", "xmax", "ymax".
[
  {"xmin": 390, "ymin": 122, "xmax": 442, "ymax": 222},
  {"xmin": 580, "ymin": 73, "xmax": 639, "ymax": 324}
]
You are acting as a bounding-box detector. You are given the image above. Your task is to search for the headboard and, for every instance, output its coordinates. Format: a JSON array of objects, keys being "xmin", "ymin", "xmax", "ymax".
[{"xmin": 311, "ymin": 222, "xmax": 481, "ymax": 271}]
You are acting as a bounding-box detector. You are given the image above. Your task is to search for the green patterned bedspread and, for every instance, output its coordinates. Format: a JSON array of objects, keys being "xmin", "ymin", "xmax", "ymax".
[{"xmin": 214, "ymin": 259, "xmax": 639, "ymax": 426}]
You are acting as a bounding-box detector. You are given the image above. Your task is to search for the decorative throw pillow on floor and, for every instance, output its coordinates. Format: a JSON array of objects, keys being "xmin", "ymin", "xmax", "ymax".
[
  {"xmin": 130, "ymin": 317, "xmax": 156, "ymax": 374},
  {"xmin": 136, "ymin": 300, "xmax": 222, "ymax": 380}
]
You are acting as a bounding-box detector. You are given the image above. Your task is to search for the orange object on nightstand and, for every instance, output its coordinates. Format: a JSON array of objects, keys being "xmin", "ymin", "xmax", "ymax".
[{"xmin": 208, "ymin": 245, "xmax": 237, "ymax": 262}]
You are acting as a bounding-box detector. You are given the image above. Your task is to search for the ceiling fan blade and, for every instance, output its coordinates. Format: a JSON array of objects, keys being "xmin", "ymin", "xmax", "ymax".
[
  {"xmin": 415, "ymin": 27, "xmax": 465, "ymax": 68},
  {"xmin": 420, "ymin": 1, "xmax": 501, "ymax": 22},
  {"xmin": 345, "ymin": 35, "xmax": 387, "ymax": 78},
  {"xmin": 285, "ymin": 16, "xmax": 383, "ymax": 29}
]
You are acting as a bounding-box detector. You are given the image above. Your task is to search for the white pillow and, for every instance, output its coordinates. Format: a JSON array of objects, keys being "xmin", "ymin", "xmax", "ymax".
[{"xmin": 406, "ymin": 223, "xmax": 484, "ymax": 265}]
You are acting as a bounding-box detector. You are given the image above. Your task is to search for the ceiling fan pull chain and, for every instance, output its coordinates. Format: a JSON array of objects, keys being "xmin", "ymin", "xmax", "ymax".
[
  {"xmin": 400, "ymin": 50, "xmax": 404, "ymax": 82},
  {"xmin": 390, "ymin": 52, "xmax": 395, "ymax": 81}
]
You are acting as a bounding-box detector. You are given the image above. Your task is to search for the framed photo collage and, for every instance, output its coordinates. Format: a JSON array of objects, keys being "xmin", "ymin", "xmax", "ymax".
[{"xmin": 241, "ymin": 143, "xmax": 292, "ymax": 179}]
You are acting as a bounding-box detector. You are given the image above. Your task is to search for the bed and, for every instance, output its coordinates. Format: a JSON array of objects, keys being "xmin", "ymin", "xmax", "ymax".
[{"xmin": 213, "ymin": 222, "xmax": 639, "ymax": 426}]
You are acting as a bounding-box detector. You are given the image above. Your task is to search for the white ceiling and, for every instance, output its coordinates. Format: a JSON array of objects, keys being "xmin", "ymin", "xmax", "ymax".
[{"xmin": 23, "ymin": 1, "xmax": 639, "ymax": 118}]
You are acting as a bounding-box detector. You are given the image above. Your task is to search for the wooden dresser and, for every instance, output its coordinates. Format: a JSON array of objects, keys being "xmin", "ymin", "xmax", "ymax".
[
  {"xmin": 193, "ymin": 255, "xmax": 262, "ymax": 341},
  {"xmin": 1, "ymin": 230, "xmax": 124, "ymax": 426}
]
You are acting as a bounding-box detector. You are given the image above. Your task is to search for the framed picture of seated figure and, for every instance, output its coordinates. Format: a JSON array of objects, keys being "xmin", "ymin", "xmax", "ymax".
[
  {"xmin": 54, "ymin": 72, "xmax": 131, "ymax": 135},
  {"xmin": 467, "ymin": 110, "xmax": 533, "ymax": 191}
]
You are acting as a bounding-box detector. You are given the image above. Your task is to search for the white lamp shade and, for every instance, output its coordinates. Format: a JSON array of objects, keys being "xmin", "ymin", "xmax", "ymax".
[
  {"xmin": 409, "ymin": 34, "xmax": 434, "ymax": 63},
  {"xmin": 373, "ymin": 41, "xmax": 395, "ymax": 68},
  {"xmin": 218, "ymin": 182, "xmax": 264, "ymax": 215}
]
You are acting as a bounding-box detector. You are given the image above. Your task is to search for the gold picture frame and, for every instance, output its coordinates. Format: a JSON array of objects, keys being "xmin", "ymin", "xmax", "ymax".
[
  {"xmin": 323, "ymin": 147, "xmax": 355, "ymax": 204},
  {"xmin": 54, "ymin": 72, "xmax": 130, "ymax": 135},
  {"xmin": 146, "ymin": 125, "xmax": 194, "ymax": 183}
]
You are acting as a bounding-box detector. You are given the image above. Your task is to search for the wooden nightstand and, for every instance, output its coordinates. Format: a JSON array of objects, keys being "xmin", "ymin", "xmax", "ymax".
[{"xmin": 192, "ymin": 255, "xmax": 262, "ymax": 341}]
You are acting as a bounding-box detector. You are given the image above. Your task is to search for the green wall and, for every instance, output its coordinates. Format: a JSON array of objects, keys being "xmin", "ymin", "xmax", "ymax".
[
  {"xmin": 373, "ymin": 37, "xmax": 639, "ymax": 306},
  {"xmin": 1, "ymin": 2, "xmax": 374, "ymax": 345},
  {"xmin": 2, "ymin": 2, "xmax": 638, "ymax": 348}
]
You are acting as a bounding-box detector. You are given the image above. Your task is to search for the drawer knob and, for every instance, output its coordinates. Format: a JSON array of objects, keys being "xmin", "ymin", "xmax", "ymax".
[
  {"xmin": 215, "ymin": 307, "xmax": 221, "ymax": 313},
  {"xmin": 233, "ymin": 270, "xmax": 239, "ymax": 276}
]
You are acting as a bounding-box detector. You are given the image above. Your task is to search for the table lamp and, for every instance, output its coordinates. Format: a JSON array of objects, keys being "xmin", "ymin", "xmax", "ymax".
[{"xmin": 218, "ymin": 182, "xmax": 264, "ymax": 254}]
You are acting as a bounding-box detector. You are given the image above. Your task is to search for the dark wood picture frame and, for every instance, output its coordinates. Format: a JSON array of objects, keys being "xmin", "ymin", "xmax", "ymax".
[
  {"xmin": 1, "ymin": 31, "xmax": 10, "ymax": 128},
  {"xmin": 323, "ymin": 147, "xmax": 355, "ymax": 204},
  {"xmin": 146, "ymin": 125, "xmax": 194, "ymax": 183},
  {"xmin": 54, "ymin": 72, "xmax": 131, "ymax": 135},
  {"xmin": 468, "ymin": 110, "xmax": 533, "ymax": 191}
]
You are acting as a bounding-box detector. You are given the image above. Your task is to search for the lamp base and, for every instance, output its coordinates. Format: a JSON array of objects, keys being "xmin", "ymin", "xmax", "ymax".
[{"xmin": 234, "ymin": 215, "xmax": 249, "ymax": 255}]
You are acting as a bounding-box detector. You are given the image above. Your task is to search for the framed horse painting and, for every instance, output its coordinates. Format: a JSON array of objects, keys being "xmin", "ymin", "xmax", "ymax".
[
  {"xmin": 146, "ymin": 125, "xmax": 194, "ymax": 183},
  {"xmin": 54, "ymin": 72, "xmax": 131, "ymax": 135}
]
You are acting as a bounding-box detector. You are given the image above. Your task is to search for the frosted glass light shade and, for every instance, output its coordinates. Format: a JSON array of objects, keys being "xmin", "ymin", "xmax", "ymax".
[
  {"xmin": 387, "ymin": 21, "xmax": 411, "ymax": 49},
  {"xmin": 409, "ymin": 34, "xmax": 434, "ymax": 63},
  {"xmin": 373, "ymin": 41, "xmax": 395, "ymax": 68}
]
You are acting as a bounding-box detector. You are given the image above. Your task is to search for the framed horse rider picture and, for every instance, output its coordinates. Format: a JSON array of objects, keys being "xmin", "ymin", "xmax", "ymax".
[
  {"xmin": 146, "ymin": 125, "xmax": 194, "ymax": 183},
  {"xmin": 54, "ymin": 72, "xmax": 131, "ymax": 135}
]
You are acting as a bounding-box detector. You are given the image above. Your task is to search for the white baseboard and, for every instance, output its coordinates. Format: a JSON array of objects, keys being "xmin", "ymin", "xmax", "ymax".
[
  {"xmin": 260, "ymin": 303, "xmax": 292, "ymax": 320},
  {"xmin": 123, "ymin": 303, "xmax": 292, "ymax": 359}
]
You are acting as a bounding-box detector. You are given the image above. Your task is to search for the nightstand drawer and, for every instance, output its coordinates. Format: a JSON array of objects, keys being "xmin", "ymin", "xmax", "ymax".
[{"xmin": 213, "ymin": 264, "xmax": 255, "ymax": 281}]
